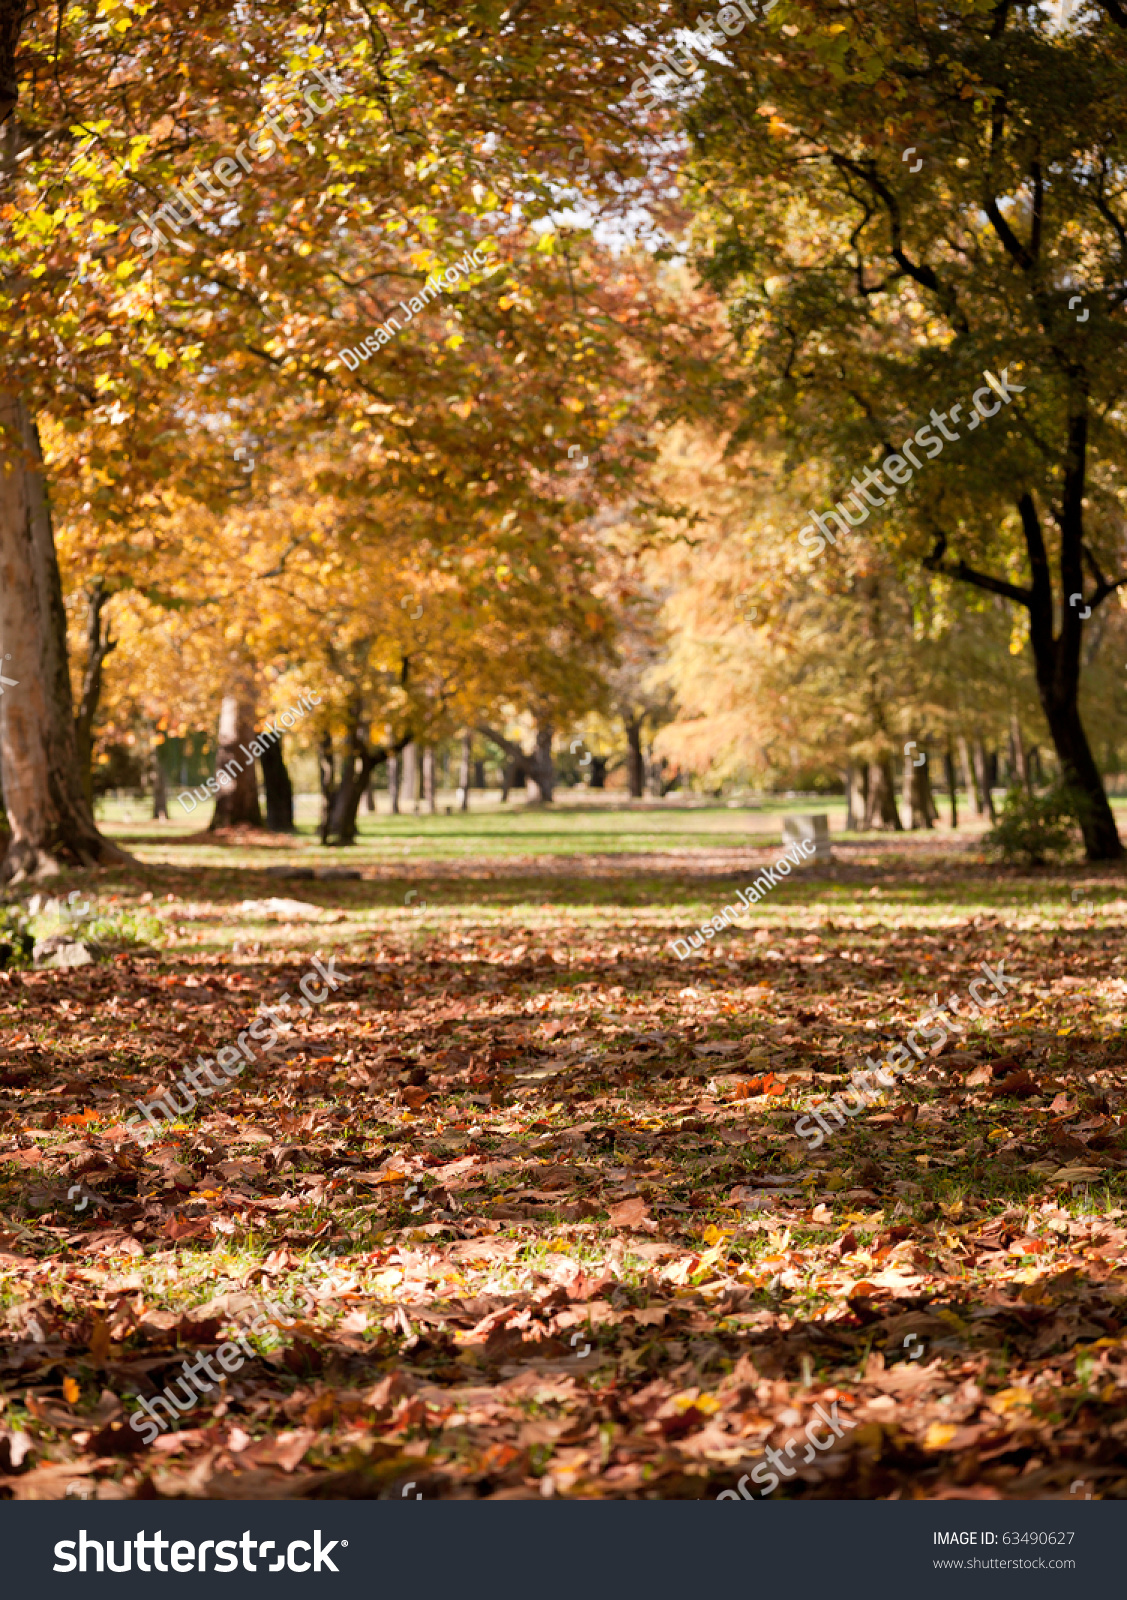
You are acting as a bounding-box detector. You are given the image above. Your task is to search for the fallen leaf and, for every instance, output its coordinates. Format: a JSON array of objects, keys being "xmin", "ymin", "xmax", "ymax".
[{"xmin": 607, "ymin": 1197, "xmax": 654, "ymax": 1230}]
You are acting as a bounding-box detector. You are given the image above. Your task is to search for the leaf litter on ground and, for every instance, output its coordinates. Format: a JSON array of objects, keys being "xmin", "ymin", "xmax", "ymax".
[{"xmin": 0, "ymin": 839, "xmax": 1126, "ymax": 1500}]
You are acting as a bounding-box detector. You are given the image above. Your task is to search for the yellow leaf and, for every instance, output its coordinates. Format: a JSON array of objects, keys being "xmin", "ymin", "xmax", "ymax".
[
  {"xmin": 671, "ymin": 1389, "xmax": 720, "ymax": 1415},
  {"xmin": 696, "ymin": 1242, "xmax": 727, "ymax": 1273},
  {"xmin": 923, "ymin": 1422, "xmax": 957, "ymax": 1450},
  {"xmin": 987, "ymin": 1387, "xmax": 1034, "ymax": 1415},
  {"xmin": 63, "ymin": 1377, "xmax": 80, "ymax": 1405}
]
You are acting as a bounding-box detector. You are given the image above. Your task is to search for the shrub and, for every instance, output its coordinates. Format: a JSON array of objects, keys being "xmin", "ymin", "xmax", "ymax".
[
  {"xmin": 984, "ymin": 784, "xmax": 1083, "ymax": 866},
  {"xmin": 0, "ymin": 905, "xmax": 34, "ymax": 969}
]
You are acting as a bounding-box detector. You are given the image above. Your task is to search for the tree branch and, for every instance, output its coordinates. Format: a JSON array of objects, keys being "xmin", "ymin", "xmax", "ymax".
[
  {"xmin": 829, "ymin": 152, "xmax": 970, "ymax": 334},
  {"xmin": 922, "ymin": 530, "xmax": 1033, "ymax": 608},
  {"xmin": 1081, "ymin": 542, "xmax": 1127, "ymax": 611},
  {"xmin": 475, "ymin": 724, "xmax": 527, "ymax": 765}
]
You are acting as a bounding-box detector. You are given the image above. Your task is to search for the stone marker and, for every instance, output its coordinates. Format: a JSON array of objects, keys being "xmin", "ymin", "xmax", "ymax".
[
  {"xmin": 34, "ymin": 936, "xmax": 95, "ymax": 969},
  {"xmin": 782, "ymin": 813, "xmax": 831, "ymax": 862}
]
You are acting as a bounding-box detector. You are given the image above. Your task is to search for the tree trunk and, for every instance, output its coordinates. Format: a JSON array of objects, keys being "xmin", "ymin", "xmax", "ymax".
[
  {"xmin": 928, "ymin": 485, "xmax": 1122, "ymax": 858},
  {"xmin": 387, "ymin": 749, "xmax": 400, "ymax": 814},
  {"xmin": 402, "ymin": 742, "xmax": 418, "ymax": 814},
  {"xmin": 624, "ymin": 715, "xmax": 645, "ymax": 799},
  {"xmin": 0, "ymin": 0, "xmax": 29, "ymax": 127},
  {"xmin": 525, "ymin": 723, "xmax": 555, "ymax": 802},
  {"xmin": 1009, "ymin": 711, "xmax": 1030, "ymax": 795},
  {"xmin": 903, "ymin": 749, "xmax": 934, "ymax": 830},
  {"xmin": 849, "ymin": 763, "xmax": 870, "ymax": 831},
  {"xmin": 902, "ymin": 749, "xmax": 917, "ymax": 829},
  {"xmin": 959, "ymin": 734, "xmax": 984, "ymax": 816},
  {"xmin": 972, "ymin": 739, "xmax": 996, "ymax": 822},
  {"xmin": 1036, "ymin": 691, "xmax": 1119, "ymax": 853},
  {"xmin": 259, "ymin": 730, "xmax": 294, "ymax": 832},
  {"xmin": 924, "ymin": 763, "xmax": 939, "ymax": 825},
  {"xmin": 864, "ymin": 754, "xmax": 902, "ymax": 830},
  {"xmin": 209, "ymin": 693, "xmax": 262, "ymax": 829},
  {"xmin": 843, "ymin": 764, "xmax": 865, "ymax": 830},
  {"xmin": 589, "ymin": 755, "xmax": 608, "ymax": 789},
  {"xmin": 478, "ymin": 724, "xmax": 552, "ymax": 802},
  {"xmin": 151, "ymin": 741, "xmax": 168, "ymax": 820},
  {"xmin": 74, "ymin": 577, "xmax": 116, "ymax": 809},
  {"xmin": 323, "ymin": 714, "xmax": 388, "ymax": 845},
  {"xmin": 943, "ymin": 743, "xmax": 958, "ymax": 829},
  {"xmin": 456, "ymin": 729, "xmax": 471, "ymax": 812},
  {"xmin": 912, "ymin": 749, "xmax": 937, "ymax": 828},
  {"xmin": 422, "ymin": 744, "xmax": 436, "ymax": 814},
  {"xmin": 0, "ymin": 392, "xmax": 130, "ymax": 879},
  {"xmin": 318, "ymin": 731, "xmax": 335, "ymax": 843}
]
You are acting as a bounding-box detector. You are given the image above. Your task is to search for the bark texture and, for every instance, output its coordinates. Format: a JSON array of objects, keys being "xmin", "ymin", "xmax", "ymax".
[
  {"xmin": 0, "ymin": 393, "xmax": 129, "ymax": 879},
  {"xmin": 74, "ymin": 578, "xmax": 116, "ymax": 808}
]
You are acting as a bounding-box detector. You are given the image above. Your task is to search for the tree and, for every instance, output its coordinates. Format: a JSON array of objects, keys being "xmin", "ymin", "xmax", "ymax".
[
  {"xmin": 675, "ymin": 0, "xmax": 1127, "ymax": 857},
  {"xmin": 647, "ymin": 426, "xmax": 1056, "ymax": 819},
  {"xmin": 0, "ymin": 395, "xmax": 129, "ymax": 877},
  {"xmin": 1, "ymin": 0, "xmax": 667, "ymax": 866}
]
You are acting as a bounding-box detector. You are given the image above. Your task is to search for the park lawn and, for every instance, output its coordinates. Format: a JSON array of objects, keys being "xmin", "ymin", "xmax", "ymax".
[{"xmin": 1, "ymin": 812, "xmax": 1126, "ymax": 1500}]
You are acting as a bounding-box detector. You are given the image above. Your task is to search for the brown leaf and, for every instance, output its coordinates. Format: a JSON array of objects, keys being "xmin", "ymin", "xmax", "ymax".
[
  {"xmin": 272, "ymin": 1428, "xmax": 316, "ymax": 1472},
  {"xmin": 990, "ymin": 1069, "xmax": 1039, "ymax": 1098},
  {"xmin": 607, "ymin": 1197, "xmax": 655, "ymax": 1231},
  {"xmin": 87, "ymin": 1417, "xmax": 148, "ymax": 1456}
]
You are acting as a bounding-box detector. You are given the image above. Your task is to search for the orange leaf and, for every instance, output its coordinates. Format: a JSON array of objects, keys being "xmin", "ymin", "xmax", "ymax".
[
  {"xmin": 88, "ymin": 1318, "xmax": 112, "ymax": 1364},
  {"xmin": 60, "ymin": 1109, "xmax": 98, "ymax": 1127},
  {"xmin": 63, "ymin": 1376, "xmax": 80, "ymax": 1405}
]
